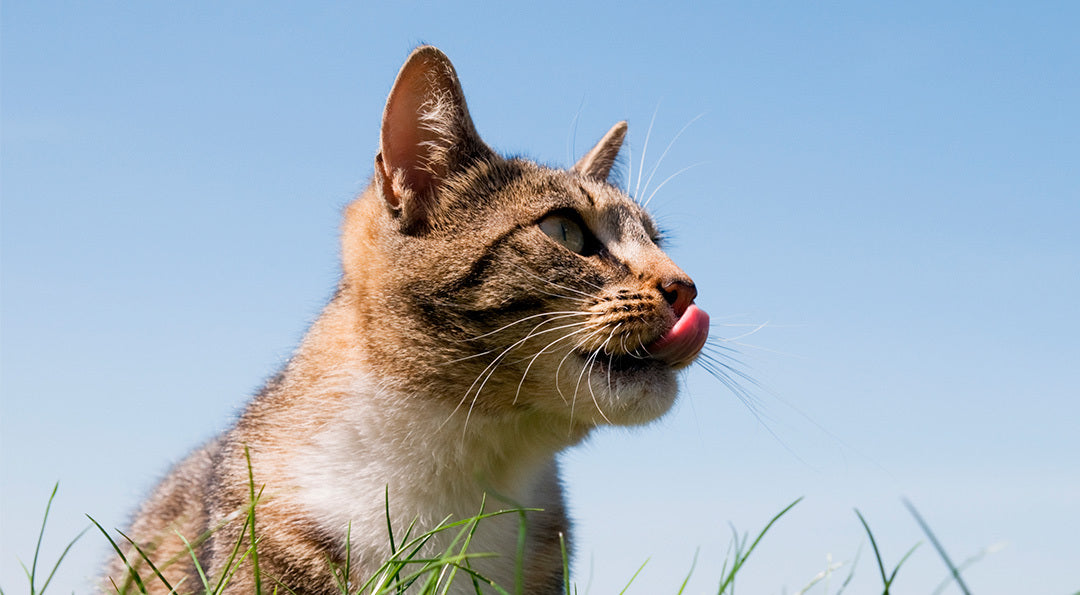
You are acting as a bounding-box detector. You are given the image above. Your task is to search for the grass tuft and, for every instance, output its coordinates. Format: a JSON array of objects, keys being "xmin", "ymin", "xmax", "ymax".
[
  {"xmin": 854, "ymin": 507, "xmax": 920, "ymax": 594},
  {"xmin": 8, "ymin": 485, "xmax": 1007, "ymax": 595},
  {"xmin": 716, "ymin": 497, "xmax": 802, "ymax": 594},
  {"xmin": 5, "ymin": 483, "xmax": 89, "ymax": 595}
]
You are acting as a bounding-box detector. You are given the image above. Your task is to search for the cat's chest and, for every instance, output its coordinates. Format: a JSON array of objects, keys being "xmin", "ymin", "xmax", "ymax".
[{"xmin": 280, "ymin": 385, "xmax": 562, "ymax": 589}]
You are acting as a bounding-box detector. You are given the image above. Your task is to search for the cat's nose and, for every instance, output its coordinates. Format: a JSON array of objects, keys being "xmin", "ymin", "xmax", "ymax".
[{"xmin": 660, "ymin": 277, "xmax": 697, "ymax": 317}]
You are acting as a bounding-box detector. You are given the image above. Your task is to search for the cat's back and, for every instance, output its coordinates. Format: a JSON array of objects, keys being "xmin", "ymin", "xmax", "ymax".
[{"xmin": 104, "ymin": 439, "xmax": 220, "ymax": 592}]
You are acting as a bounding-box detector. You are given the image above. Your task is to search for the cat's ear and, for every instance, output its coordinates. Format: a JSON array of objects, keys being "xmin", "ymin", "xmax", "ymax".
[
  {"xmin": 572, "ymin": 121, "xmax": 627, "ymax": 181},
  {"xmin": 376, "ymin": 46, "xmax": 492, "ymax": 230}
]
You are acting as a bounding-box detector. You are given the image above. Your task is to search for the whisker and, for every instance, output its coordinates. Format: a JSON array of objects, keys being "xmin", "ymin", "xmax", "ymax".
[
  {"xmin": 583, "ymin": 344, "xmax": 613, "ymax": 424},
  {"xmin": 588, "ymin": 326, "xmax": 622, "ymax": 424},
  {"xmin": 699, "ymin": 357, "xmax": 811, "ymax": 467},
  {"xmin": 566, "ymin": 96, "xmax": 586, "ymax": 166},
  {"xmin": 512, "ymin": 325, "xmax": 596, "ymax": 405},
  {"xmin": 634, "ymin": 101, "xmax": 661, "ymax": 200},
  {"xmin": 444, "ymin": 319, "xmax": 595, "ymax": 432},
  {"xmin": 700, "ymin": 351, "xmax": 761, "ymax": 391},
  {"xmin": 573, "ymin": 276, "xmax": 605, "ymax": 293},
  {"xmin": 701, "ymin": 343, "xmax": 751, "ymax": 370},
  {"xmin": 701, "ymin": 340, "xmax": 741, "ymax": 354},
  {"xmin": 697, "ymin": 357, "xmax": 763, "ymax": 416},
  {"xmin": 574, "ymin": 325, "xmax": 610, "ymax": 397},
  {"xmin": 462, "ymin": 310, "xmax": 590, "ymax": 342},
  {"xmin": 711, "ymin": 320, "xmax": 769, "ymax": 343},
  {"xmin": 512, "ymin": 264, "xmax": 597, "ymax": 302},
  {"xmin": 468, "ymin": 319, "xmax": 594, "ymax": 397},
  {"xmin": 529, "ymin": 285, "xmax": 592, "ymax": 304},
  {"xmin": 604, "ymin": 324, "xmax": 623, "ymax": 394},
  {"xmin": 556, "ymin": 326, "xmax": 610, "ymax": 424},
  {"xmin": 642, "ymin": 162, "xmax": 707, "ymax": 208},
  {"xmin": 639, "ymin": 112, "xmax": 705, "ymax": 203},
  {"xmin": 443, "ymin": 313, "xmax": 589, "ymax": 365},
  {"xmin": 632, "ymin": 336, "xmax": 653, "ymax": 359}
]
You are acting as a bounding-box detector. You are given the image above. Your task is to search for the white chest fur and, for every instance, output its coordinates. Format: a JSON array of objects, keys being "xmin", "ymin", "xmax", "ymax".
[{"xmin": 284, "ymin": 377, "xmax": 573, "ymax": 593}]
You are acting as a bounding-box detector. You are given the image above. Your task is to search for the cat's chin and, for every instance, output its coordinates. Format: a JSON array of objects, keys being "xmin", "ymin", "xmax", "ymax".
[{"xmin": 560, "ymin": 356, "xmax": 681, "ymax": 427}]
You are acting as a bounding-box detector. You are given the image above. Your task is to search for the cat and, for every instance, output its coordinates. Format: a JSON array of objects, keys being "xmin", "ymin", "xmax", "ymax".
[{"xmin": 103, "ymin": 45, "xmax": 710, "ymax": 595}]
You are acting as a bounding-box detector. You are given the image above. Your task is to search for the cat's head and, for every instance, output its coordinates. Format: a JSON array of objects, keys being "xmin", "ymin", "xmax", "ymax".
[{"xmin": 341, "ymin": 47, "xmax": 708, "ymax": 429}]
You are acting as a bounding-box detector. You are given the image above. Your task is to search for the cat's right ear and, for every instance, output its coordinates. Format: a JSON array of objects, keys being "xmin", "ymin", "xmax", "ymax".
[
  {"xmin": 572, "ymin": 121, "xmax": 627, "ymax": 181},
  {"xmin": 376, "ymin": 46, "xmax": 492, "ymax": 232}
]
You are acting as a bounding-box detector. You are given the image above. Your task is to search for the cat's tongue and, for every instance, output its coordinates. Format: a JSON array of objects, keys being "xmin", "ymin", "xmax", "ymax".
[{"xmin": 647, "ymin": 304, "xmax": 710, "ymax": 367}]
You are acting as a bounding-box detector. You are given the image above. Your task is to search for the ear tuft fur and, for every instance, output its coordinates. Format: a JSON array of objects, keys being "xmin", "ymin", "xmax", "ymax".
[{"xmin": 377, "ymin": 46, "xmax": 493, "ymax": 231}]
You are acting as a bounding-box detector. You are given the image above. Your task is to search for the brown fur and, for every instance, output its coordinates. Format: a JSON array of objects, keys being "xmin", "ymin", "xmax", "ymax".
[{"xmin": 104, "ymin": 46, "xmax": 700, "ymax": 594}]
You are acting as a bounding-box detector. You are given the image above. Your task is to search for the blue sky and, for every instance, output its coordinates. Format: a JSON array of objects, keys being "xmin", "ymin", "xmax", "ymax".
[{"xmin": 3, "ymin": 2, "xmax": 1078, "ymax": 593}]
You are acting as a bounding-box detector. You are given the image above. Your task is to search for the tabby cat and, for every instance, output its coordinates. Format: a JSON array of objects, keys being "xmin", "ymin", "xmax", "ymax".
[{"xmin": 104, "ymin": 46, "xmax": 709, "ymax": 594}]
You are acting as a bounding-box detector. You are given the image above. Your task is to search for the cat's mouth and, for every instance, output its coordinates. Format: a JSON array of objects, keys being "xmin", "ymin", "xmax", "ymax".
[
  {"xmin": 583, "ymin": 304, "xmax": 710, "ymax": 373},
  {"xmin": 644, "ymin": 304, "xmax": 710, "ymax": 369}
]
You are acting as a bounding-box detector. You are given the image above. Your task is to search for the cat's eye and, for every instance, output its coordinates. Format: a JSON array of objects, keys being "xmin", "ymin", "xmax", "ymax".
[{"xmin": 539, "ymin": 214, "xmax": 587, "ymax": 254}]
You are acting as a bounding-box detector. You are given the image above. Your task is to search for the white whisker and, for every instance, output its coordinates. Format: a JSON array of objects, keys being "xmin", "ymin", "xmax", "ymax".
[
  {"xmin": 584, "ymin": 346, "xmax": 612, "ymax": 424},
  {"xmin": 638, "ymin": 112, "xmax": 705, "ymax": 202},
  {"xmin": 513, "ymin": 325, "xmax": 596, "ymax": 405},
  {"xmin": 604, "ymin": 325, "xmax": 622, "ymax": 394},
  {"xmin": 556, "ymin": 326, "xmax": 610, "ymax": 426},
  {"xmin": 634, "ymin": 101, "xmax": 661, "ymax": 200},
  {"xmin": 642, "ymin": 162, "xmax": 707, "ymax": 208},
  {"xmin": 588, "ymin": 326, "xmax": 621, "ymax": 424},
  {"xmin": 566, "ymin": 96, "xmax": 586, "ymax": 166},
  {"xmin": 444, "ymin": 318, "xmax": 594, "ymax": 432},
  {"xmin": 512, "ymin": 263, "xmax": 597, "ymax": 302},
  {"xmin": 463, "ymin": 310, "xmax": 591, "ymax": 342}
]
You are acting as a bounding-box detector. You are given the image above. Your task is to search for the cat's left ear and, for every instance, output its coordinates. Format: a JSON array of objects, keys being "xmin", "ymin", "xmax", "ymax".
[
  {"xmin": 572, "ymin": 121, "xmax": 627, "ymax": 181},
  {"xmin": 377, "ymin": 46, "xmax": 493, "ymax": 231}
]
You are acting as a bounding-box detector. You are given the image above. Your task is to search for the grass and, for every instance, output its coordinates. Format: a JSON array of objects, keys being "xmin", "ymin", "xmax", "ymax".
[
  {"xmin": 3, "ymin": 483, "xmax": 1001, "ymax": 595},
  {"xmin": 1, "ymin": 484, "xmax": 88, "ymax": 595}
]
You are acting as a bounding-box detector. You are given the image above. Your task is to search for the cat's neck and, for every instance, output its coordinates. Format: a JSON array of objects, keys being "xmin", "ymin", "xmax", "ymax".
[{"xmin": 251, "ymin": 290, "xmax": 589, "ymax": 499}]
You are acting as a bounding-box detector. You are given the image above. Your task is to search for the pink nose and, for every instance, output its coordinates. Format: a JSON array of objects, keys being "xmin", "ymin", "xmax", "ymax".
[{"xmin": 660, "ymin": 278, "xmax": 697, "ymax": 317}]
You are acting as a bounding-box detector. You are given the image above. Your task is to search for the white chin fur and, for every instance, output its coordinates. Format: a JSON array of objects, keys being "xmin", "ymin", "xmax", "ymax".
[{"xmin": 548, "ymin": 360, "xmax": 680, "ymax": 427}]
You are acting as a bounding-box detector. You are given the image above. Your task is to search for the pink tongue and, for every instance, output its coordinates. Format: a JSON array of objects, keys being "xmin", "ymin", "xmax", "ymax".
[{"xmin": 647, "ymin": 304, "xmax": 710, "ymax": 367}]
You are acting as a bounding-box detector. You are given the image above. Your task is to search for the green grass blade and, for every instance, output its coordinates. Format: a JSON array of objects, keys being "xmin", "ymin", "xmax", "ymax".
[
  {"xmin": 559, "ymin": 532, "xmax": 571, "ymax": 595},
  {"xmin": 244, "ymin": 446, "xmax": 264, "ymax": 595},
  {"xmin": 38, "ymin": 525, "xmax": 89, "ymax": 594},
  {"xmin": 440, "ymin": 496, "xmax": 488, "ymax": 595},
  {"xmin": 418, "ymin": 562, "xmax": 512, "ymax": 595},
  {"xmin": 268, "ymin": 575, "xmax": 300, "ymax": 595},
  {"xmin": 903, "ymin": 498, "xmax": 971, "ymax": 595},
  {"xmin": 888, "ymin": 542, "xmax": 921, "ymax": 587},
  {"xmin": 30, "ymin": 483, "xmax": 61, "ymax": 593},
  {"xmin": 716, "ymin": 497, "xmax": 802, "ymax": 595},
  {"xmin": 676, "ymin": 548, "xmax": 699, "ymax": 595},
  {"xmin": 367, "ymin": 554, "xmax": 501, "ymax": 595},
  {"xmin": 854, "ymin": 508, "xmax": 889, "ymax": 591},
  {"xmin": 385, "ymin": 485, "xmax": 397, "ymax": 556},
  {"xmin": 514, "ymin": 507, "xmax": 527, "ymax": 595},
  {"xmin": 19, "ymin": 559, "xmax": 32, "ymax": 587},
  {"xmin": 87, "ymin": 515, "xmax": 149, "ymax": 595},
  {"xmin": 175, "ymin": 530, "xmax": 213, "ymax": 594},
  {"xmin": 214, "ymin": 509, "xmax": 254, "ymax": 593},
  {"xmin": 342, "ymin": 521, "xmax": 352, "ymax": 594},
  {"xmin": 617, "ymin": 558, "xmax": 648, "ymax": 595},
  {"xmin": 114, "ymin": 530, "xmax": 174, "ymax": 594},
  {"xmin": 929, "ymin": 541, "xmax": 1004, "ymax": 595},
  {"xmin": 219, "ymin": 539, "xmax": 264, "ymax": 594},
  {"xmin": 357, "ymin": 516, "xmax": 454, "ymax": 593}
]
